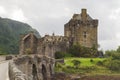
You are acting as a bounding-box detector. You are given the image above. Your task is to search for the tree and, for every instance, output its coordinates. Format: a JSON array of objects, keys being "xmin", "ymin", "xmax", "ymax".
[{"xmin": 117, "ymin": 46, "xmax": 120, "ymax": 53}]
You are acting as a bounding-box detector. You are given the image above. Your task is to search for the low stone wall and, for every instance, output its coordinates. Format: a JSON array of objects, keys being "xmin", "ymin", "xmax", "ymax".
[{"xmin": 9, "ymin": 61, "xmax": 28, "ymax": 80}]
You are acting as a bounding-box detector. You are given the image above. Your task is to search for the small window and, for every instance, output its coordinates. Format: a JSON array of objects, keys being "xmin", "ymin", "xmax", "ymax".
[{"xmin": 83, "ymin": 31, "xmax": 87, "ymax": 38}]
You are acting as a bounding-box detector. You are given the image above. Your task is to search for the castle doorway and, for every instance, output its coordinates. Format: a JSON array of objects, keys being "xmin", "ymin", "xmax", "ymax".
[
  {"xmin": 32, "ymin": 64, "xmax": 38, "ymax": 80},
  {"xmin": 42, "ymin": 64, "xmax": 47, "ymax": 80}
]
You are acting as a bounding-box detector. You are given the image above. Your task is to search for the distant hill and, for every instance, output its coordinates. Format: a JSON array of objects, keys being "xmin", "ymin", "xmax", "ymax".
[{"xmin": 0, "ymin": 17, "xmax": 40, "ymax": 54}]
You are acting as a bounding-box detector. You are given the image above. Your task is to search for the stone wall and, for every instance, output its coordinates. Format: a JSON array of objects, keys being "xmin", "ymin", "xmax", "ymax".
[
  {"xmin": 9, "ymin": 55, "xmax": 55, "ymax": 80},
  {"xmin": 9, "ymin": 60, "xmax": 28, "ymax": 80},
  {"xmin": 37, "ymin": 35, "xmax": 70, "ymax": 58},
  {"xmin": 64, "ymin": 9, "xmax": 98, "ymax": 48}
]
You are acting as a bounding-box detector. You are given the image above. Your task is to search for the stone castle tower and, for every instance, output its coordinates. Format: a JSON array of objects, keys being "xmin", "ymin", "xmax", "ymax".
[{"xmin": 64, "ymin": 9, "xmax": 98, "ymax": 48}]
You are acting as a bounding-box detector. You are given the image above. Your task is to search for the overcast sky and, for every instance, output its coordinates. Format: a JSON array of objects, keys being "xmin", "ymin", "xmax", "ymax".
[{"xmin": 0, "ymin": 0, "xmax": 120, "ymax": 51}]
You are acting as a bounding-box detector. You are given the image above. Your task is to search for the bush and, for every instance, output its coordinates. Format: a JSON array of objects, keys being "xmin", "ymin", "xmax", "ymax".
[
  {"xmin": 55, "ymin": 51, "xmax": 65, "ymax": 59},
  {"xmin": 71, "ymin": 60, "xmax": 81, "ymax": 68},
  {"xmin": 90, "ymin": 59, "xmax": 94, "ymax": 63},
  {"xmin": 103, "ymin": 58, "xmax": 120, "ymax": 71},
  {"xmin": 55, "ymin": 63, "xmax": 64, "ymax": 72},
  {"xmin": 111, "ymin": 53, "xmax": 120, "ymax": 60},
  {"xmin": 97, "ymin": 61, "xmax": 103, "ymax": 66},
  {"xmin": 68, "ymin": 44, "xmax": 97, "ymax": 57},
  {"xmin": 108, "ymin": 60, "xmax": 120, "ymax": 71},
  {"xmin": 68, "ymin": 44, "xmax": 81, "ymax": 57}
]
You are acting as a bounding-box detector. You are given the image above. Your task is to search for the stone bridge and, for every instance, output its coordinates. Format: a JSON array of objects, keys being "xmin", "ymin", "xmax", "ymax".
[{"xmin": 9, "ymin": 54, "xmax": 55, "ymax": 80}]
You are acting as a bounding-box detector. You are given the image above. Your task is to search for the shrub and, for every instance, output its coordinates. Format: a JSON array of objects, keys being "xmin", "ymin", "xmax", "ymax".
[
  {"xmin": 55, "ymin": 62, "xmax": 64, "ymax": 72},
  {"xmin": 97, "ymin": 61, "xmax": 103, "ymax": 66},
  {"xmin": 111, "ymin": 53, "xmax": 120, "ymax": 60},
  {"xmin": 117, "ymin": 46, "xmax": 120, "ymax": 53},
  {"xmin": 71, "ymin": 60, "xmax": 81, "ymax": 68},
  {"xmin": 64, "ymin": 53, "xmax": 73, "ymax": 58},
  {"xmin": 55, "ymin": 51, "xmax": 65, "ymax": 59},
  {"xmin": 68, "ymin": 44, "xmax": 81, "ymax": 57},
  {"xmin": 108, "ymin": 60, "xmax": 120, "ymax": 71},
  {"xmin": 103, "ymin": 58, "xmax": 120, "ymax": 71},
  {"xmin": 104, "ymin": 50, "xmax": 115, "ymax": 57},
  {"xmin": 90, "ymin": 59, "xmax": 94, "ymax": 63},
  {"xmin": 68, "ymin": 44, "xmax": 97, "ymax": 57}
]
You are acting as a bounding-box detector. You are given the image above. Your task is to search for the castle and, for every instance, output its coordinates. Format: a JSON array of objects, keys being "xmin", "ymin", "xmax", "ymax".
[
  {"xmin": 19, "ymin": 8, "xmax": 98, "ymax": 56},
  {"xmin": 14, "ymin": 8, "xmax": 98, "ymax": 80},
  {"xmin": 65, "ymin": 9, "xmax": 98, "ymax": 48}
]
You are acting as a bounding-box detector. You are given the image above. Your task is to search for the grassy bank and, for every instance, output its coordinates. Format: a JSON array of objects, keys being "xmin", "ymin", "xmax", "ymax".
[
  {"xmin": 65, "ymin": 58, "xmax": 105, "ymax": 67},
  {"xmin": 55, "ymin": 57, "xmax": 120, "ymax": 75}
]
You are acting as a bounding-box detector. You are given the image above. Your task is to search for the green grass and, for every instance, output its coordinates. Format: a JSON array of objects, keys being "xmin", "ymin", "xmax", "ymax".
[{"xmin": 65, "ymin": 57, "xmax": 106, "ymax": 67}]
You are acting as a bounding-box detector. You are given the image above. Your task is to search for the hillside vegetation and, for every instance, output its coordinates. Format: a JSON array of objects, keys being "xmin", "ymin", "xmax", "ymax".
[{"xmin": 0, "ymin": 17, "xmax": 40, "ymax": 54}]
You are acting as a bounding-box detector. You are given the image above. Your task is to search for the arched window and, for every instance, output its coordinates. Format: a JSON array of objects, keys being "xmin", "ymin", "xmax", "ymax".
[{"xmin": 83, "ymin": 31, "xmax": 87, "ymax": 38}]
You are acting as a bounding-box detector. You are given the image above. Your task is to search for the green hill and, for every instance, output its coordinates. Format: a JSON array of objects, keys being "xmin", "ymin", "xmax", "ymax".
[{"xmin": 0, "ymin": 17, "xmax": 40, "ymax": 54}]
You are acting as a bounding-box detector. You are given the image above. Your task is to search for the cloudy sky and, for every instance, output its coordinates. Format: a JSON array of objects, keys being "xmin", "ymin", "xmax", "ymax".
[{"xmin": 0, "ymin": 0, "xmax": 120, "ymax": 51}]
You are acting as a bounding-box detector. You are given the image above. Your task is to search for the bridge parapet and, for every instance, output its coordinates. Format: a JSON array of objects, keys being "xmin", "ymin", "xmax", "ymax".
[
  {"xmin": 9, "ymin": 54, "xmax": 55, "ymax": 80},
  {"xmin": 9, "ymin": 60, "xmax": 28, "ymax": 80}
]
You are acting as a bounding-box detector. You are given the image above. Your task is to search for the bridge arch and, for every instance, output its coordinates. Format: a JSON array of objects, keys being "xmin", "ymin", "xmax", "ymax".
[
  {"xmin": 49, "ymin": 64, "xmax": 52, "ymax": 76},
  {"xmin": 32, "ymin": 64, "xmax": 38, "ymax": 80},
  {"xmin": 42, "ymin": 64, "xmax": 47, "ymax": 80}
]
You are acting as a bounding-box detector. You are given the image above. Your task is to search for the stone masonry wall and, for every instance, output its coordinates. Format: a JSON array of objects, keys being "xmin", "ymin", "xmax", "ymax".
[
  {"xmin": 9, "ymin": 55, "xmax": 55, "ymax": 80},
  {"xmin": 9, "ymin": 60, "xmax": 28, "ymax": 80}
]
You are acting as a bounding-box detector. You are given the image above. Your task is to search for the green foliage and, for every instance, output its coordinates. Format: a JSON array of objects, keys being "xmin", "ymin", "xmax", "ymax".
[
  {"xmin": 68, "ymin": 44, "xmax": 97, "ymax": 57},
  {"xmin": 71, "ymin": 60, "xmax": 81, "ymax": 68},
  {"xmin": 55, "ymin": 51, "xmax": 73, "ymax": 59},
  {"xmin": 0, "ymin": 17, "xmax": 40, "ymax": 54},
  {"xmin": 112, "ymin": 53, "xmax": 120, "ymax": 60},
  {"xmin": 117, "ymin": 46, "xmax": 120, "ymax": 53},
  {"xmin": 103, "ymin": 50, "xmax": 120, "ymax": 71},
  {"xmin": 55, "ymin": 51, "xmax": 65, "ymax": 59},
  {"xmin": 68, "ymin": 44, "xmax": 81, "ymax": 57},
  {"xmin": 55, "ymin": 63, "xmax": 64, "ymax": 72},
  {"xmin": 90, "ymin": 59, "xmax": 94, "ymax": 63},
  {"xmin": 105, "ymin": 50, "xmax": 116, "ymax": 57},
  {"xmin": 97, "ymin": 61, "xmax": 103, "ymax": 66},
  {"xmin": 105, "ymin": 46, "xmax": 120, "ymax": 58},
  {"xmin": 108, "ymin": 60, "xmax": 120, "ymax": 71}
]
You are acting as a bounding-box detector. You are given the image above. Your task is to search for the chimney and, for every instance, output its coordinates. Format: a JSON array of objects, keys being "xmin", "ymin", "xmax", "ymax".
[{"xmin": 81, "ymin": 9, "xmax": 87, "ymax": 21}]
